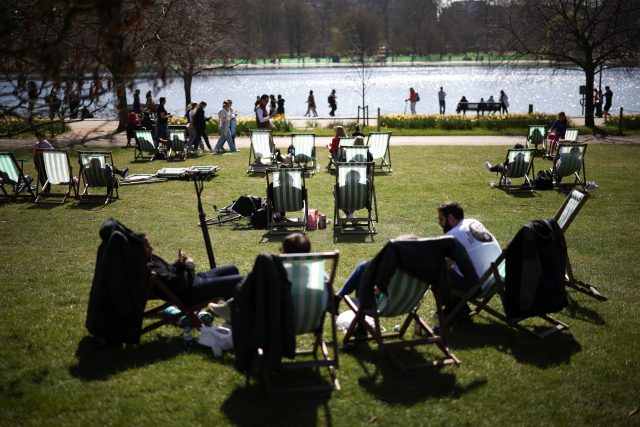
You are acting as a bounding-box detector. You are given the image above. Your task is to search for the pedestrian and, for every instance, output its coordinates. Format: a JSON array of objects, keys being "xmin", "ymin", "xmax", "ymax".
[
  {"xmin": 67, "ymin": 91, "xmax": 81, "ymax": 119},
  {"xmin": 145, "ymin": 91, "xmax": 154, "ymax": 115},
  {"xmin": 28, "ymin": 81, "xmax": 38, "ymax": 118},
  {"xmin": 277, "ymin": 95, "xmax": 285, "ymax": 118},
  {"xmin": 305, "ymin": 91, "xmax": 317, "ymax": 117},
  {"xmin": 406, "ymin": 87, "xmax": 418, "ymax": 115},
  {"xmin": 194, "ymin": 101, "xmax": 214, "ymax": 153},
  {"xmin": 154, "ymin": 97, "xmax": 172, "ymax": 150},
  {"xmin": 214, "ymin": 100, "xmax": 238, "ymax": 152},
  {"xmin": 438, "ymin": 87, "xmax": 446, "ymax": 114},
  {"xmin": 603, "ymin": 86, "xmax": 613, "ymax": 120},
  {"xmin": 329, "ymin": 89, "xmax": 337, "ymax": 116},
  {"xmin": 500, "ymin": 90, "xmax": 509, "ymax": 114},
  {"xmin": 133, "ymin": 89, "xmax": 141, "ymax": 115},
  {"xmin": 186, "ymin": 102, "xmax": 203, "ymax": 153},
  {"xmin": 227, "ymin": 99, "xmax": 237, "ymax": 149},
  {"xmin": 269, "ymin": 95, "xmax": 277, "ymax": 116}
]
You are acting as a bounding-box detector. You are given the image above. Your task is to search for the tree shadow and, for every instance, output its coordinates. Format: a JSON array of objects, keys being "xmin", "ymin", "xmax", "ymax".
[{"xmin": 563, "ymin": 294, "xmax": 606, "ymax": 326}]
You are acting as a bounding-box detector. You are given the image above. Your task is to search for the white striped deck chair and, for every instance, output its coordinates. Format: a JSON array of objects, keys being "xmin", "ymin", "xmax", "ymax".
[
  {"xmin": 266, "ymin": 168, "xmax": 308, "ymax": 235},
  {"xmin": 291, "ymin": 133, "xmax": 316, "ymax": 171},
  {"xmin": 343, "ymin": 146, "xmax": 368, "ymax": 163},
  {"xmin": 35, "ymin": 149, "xmax": 77, "ymax": 204},
  {"xmin": 0, "ymin": 152, "xmax": 35, "ymax": 202},
  {"xmin": 564, "ymin": 128, "xmax": 579, "ymax": 143},
  {"xmin": 334, "ymin": 161, "xmax": 377, "ymax": 234},
  {"xmin": 327, "ymin": 136, "xmax": 355, "ymax": 170},
  {"xmin": 498, "ymin": 148, "xmax": 535, "ymax": 193},
  {"xmin": 552, "ymin": 143, "xmax": 587, "ymax": 192},
  {"xmin": 248, "ymin": 129, "xmax": 276, "ymax": 173},
  {"xmin": 366, "ymin": 132, "xmax": 392, "ymax": 172},
  {"xmin": 167, "ymin": 130, "xmax": 187, "ymax": 160},
  {"xmin": 525, "ymin": 125, "xmax": 546, "ymax": 152},
  {"xmin": 134, "ymin": 130, "xmax": 156, "ymax": 161},
  {"xmin": 77, "ymin": 151, "xmax": 119, "ymax": 204}
]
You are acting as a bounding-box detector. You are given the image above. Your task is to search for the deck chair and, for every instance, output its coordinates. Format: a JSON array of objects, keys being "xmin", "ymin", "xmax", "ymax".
[
  {"xmin": 498, "ymin": 148, "xmax": 535, "ymax": 193},
  {"xmin": 554, "ymin": 190, "xmax": 606, "ymax": 301},
  {"xmin": 343, "ymin": 146, "xmax": 369, "ymax": 163},
  {"xmin": 563, "ymin": 128, "xmax": 579, "ymax": 143},
  {"xmin": 343, "ymin": 239, "xmax": 461, "ymax": 370},
  {"xmin": 35, "ymin": 148, "xmax": 77, "ymax": 204},
  {"xmin": 551, "ymin": 143, "xmax": 587, "ymax": 192},
  {"xmin": 134, "ymin": 130, "xmax": 156, "ymax": 161},
  {"xmin": 0, "ymin": 152, "xmax": 35, "ymax": 202},
  {"xmin": 291, "ymin": 133, "xmax": 316, "ymax": 172},
  {"xmin": 77, "ymin": 151, "xmax": 119, "ymax": 204},
  {"xmin": 525, "ymin": 125, "xmax": 547, "ymax": 152},
  {"xmin": 327, "ymin": 136, "xmax": 356, "ymax": 170},
  {"xmin": 444, "ymin": 249, "xmax": 569, "ymax": 340},
  {"xmin": 334, "ymin": 161, "xmax": 377, "ymax": 234},
  {"xmin": 256, "ymin": 251, "xmax": 341, "ymax": 393},
  {"xmin": 167, "ymin": 130, "xmax": 187, "ymax": 160},
  {"xmin": 366, "ymin": 131, "xmax": 392, "ymax": 172},
  {"xmin": 248, "ymin": 129, "xmax": 277, "ymax": 173},
  {"xmin": 266, "ymin": 168, "xmax": 308, "ymax": 235}
]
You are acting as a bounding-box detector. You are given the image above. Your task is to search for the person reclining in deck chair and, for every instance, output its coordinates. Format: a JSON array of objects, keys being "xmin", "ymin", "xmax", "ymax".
[
  {"xmin": 483, "ymin": 143, "xmax": 525, "ymax": 176},
  {"xmin": 135, "ymin": 232, "xmax": 245, "ymax": 308},
  {"xmin": 79, "ymin": 157, "xmax": 130, "ymax": 195}
]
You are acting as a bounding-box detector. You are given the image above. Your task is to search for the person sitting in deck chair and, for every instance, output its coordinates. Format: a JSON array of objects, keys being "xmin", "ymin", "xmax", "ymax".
[
  {"xmin": 79, "ymin": 157, "xmax": 130, "ymax": 195},
  {"xmin": 33, "ymin": 130, "xmax": 53, "ymax": 192}
]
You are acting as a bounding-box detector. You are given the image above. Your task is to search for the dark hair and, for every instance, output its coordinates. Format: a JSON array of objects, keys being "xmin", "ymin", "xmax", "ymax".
[
  {"xmin": 282, "ymin": 233, "xmax": 311, "ymax": 254},
  {"xmin": 135, "ymin": 89, "xmax": 140, "ymax": 93},
  {"xmin": 132, "ymin": 232, "xmax": 147, "ymax": 240},
  {"xmin": 355, "ymin": 124, "xmax": 360, "ymax": 131},
  {"xmin": 260, "ymin": 94, "xmax": 269, "ymax": 101},
  {"xmin": 605, "ymin": 86, "xmax": 610, "ymax": 90},
  {"xmin": 559, "ymin": 111, "xmax": 567, "ymax": 124},
  {"xmin": 159, "ymin": 97, "xmax": 166, "ymax": 104},
  {"xmin": 35, "ymin": 130, "xmax": 45, "ymax": 138},
  {"xmin": 437, "ymin": 201, "xmax": 464, "ymax": 220}
]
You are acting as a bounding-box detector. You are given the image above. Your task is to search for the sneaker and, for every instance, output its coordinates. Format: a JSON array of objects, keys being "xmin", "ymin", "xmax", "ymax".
[
  {"xmin": 209, "ymin": 149, "xmax": 216, "ymax": 153},
  {"xmin": 485, "ymin": 161, "xmax": 492, "ymax": 171},
  {"xmin": 347, "ymin": 213, "xmax": 356, "ymax": 219},
  {"xmin": 208, "ymin": 302, "xmax": 232, "ymax": 322},
  {"xmin": 121, "ymin": 167, "xmax": 129, "ymax": 179}
]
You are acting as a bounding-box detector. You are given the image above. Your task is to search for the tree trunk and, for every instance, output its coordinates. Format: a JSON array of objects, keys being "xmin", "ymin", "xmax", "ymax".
[
  {"xmin": 183, "ymin": 69, "xmax": 193, "ymax": 109},
  {"xmin": 584, "ymin": 65, "xmax": 595, "ymax": 127}
]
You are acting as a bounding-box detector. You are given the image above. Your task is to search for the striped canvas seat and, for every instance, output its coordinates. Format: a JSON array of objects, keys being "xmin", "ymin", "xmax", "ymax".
[
  {"xmin": 35, "ymin": 149, "xmax": 76, "ymax": 204},
  {"xmin": 554, "ymin": 189, "xmax": 588, "ymax": 233},
  {"xmin": 475, "ymin": 259, "xmax": 506, "ymax": 299},
  {"xmin": 343, "ymin": 146, "xmax": 368, "ymax": 163},
  {"xmin": 0, "ymin": 153, "xmax": 19, "ymax": 186},
  {"xmin": 0, "ymin": 152, "xmax": 34, "ymax": 202},
  {"xmin": 366, "ymin": 132, "xmax": 392, "ymax": 171},
  {"xmin": 167, "ymin": 130, "xmax": 187, "ymax": 160},
  {"xmin": 283, "ymin": 255, "xmax": 329, "ymax": 335},
  {"xmin": 271, "ymin": 169, "xmax": 304, "ymax": 212},
  {"xmin": 377, "ymin": 270, "xmax": 430, "ymax": 318},
  {"xmin": 526, "ymin": 125, "xmax": 546, "ymax": 150},
  {"xmin": 499, "ymin": 148, "xmax": 534, "ymax": 193},
  {"xmin": 292, "ymin": 133, "xmax": 315, "ymax": 166},
  {"xmin": 339, "ymin": 136, "xmax": 356, "ymax": 147},
  {"xmin": 553, "ymin": 143, "xmax": 587, "ymax": 192},
  {"xmin": 564, "ymin": 128, "xmax": 579, "ymax": 142},
  {"xmin": 79, "ymin": 153, "xmax": 112, "ymax": 187},
  {"xmin": 249, "ymin": 129, "xmax": 274, "ymax": 168},
  {"xmin": 134, "ymin": 130, "xmax": 156, "ymax": 161},
  {"xmin": 338, "ymin": 162, "xmax": 368, "ymax": 211}
]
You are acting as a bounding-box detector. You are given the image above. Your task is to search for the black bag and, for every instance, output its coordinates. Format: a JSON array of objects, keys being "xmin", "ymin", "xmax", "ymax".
[
  {"xmin": 415, "ymin": 93, "xmax": 420, "ymax": 102},
  {"xmin": 152, "ymin": 151, "xmax": 166, "ymax": 160},
  {"xmin": 250, "ymin": 201, "xmax": 269, "ymax": 228},
  {"xmin": 232, "ymin": 195, "xmax": 262, "ymax": 217},
  {"xmin": 328, "ymin": 95, "xmax": 332, "ymax": 104},
  {"xmin": 534, "ymin": 170, "xmax": 554, "ymax": 190}
]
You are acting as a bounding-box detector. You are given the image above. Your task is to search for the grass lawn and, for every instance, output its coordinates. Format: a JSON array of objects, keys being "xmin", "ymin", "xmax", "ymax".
[{"xmin": 1, "ymin": 144, "xmax": 639, "ymax": 426}]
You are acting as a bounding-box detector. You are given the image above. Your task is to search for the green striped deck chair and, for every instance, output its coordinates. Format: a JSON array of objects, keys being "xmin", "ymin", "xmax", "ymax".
[
  {"xmin": 327, "ymin": 136, "xmax": 355, "ymax": 170},
  {"xmin": 255, "ymin": 252, "xmax": 340, "ymax": 393},
  {"xmin": 552, "ymin": 143, "xmax": 587, "ymax": 192},
  {"xmin": 564, "ymin": 128, "xmax": 579, "ymax": 143},
  {"xmin": 553, "ymin": 190, "xmax": 605, "ymax": 301},
  {"xmin": 35, "ymin": 149, "xmax": 77, "ymax": 204},
  {"xmin": 167, "ymin": 130, "xmax": 187, "ymax": 160},
  {"xmin": 77, "ymin": 151, "xmax": 119, "ymax": 204},
  {"xmin": 525, "ymin": 125, "xmax": 546, "ymax": 152},
  {"xmin": 498, "ymin": 148, "xmax": 535, "ymax": 193},
  {"xmin": 291, "ymin": 133, "xmax": 316, "ymax": 171},
  {"xmin": 366, "ymin": 131, "xmax": 392, "ymax": 172},
  {"xmin": 0, "ymin": 152, "xmax": 35, "ymax": 202},
  {"xmin": 266, "ymin": 168, "xmax": 308, "ymax": 235},
  {"xmin": 334, "ymin": 162, "xmax": 377, "ymax": 234},
  {"xmin": 134, "ymin": 130, "xmax": 156, "ymax": 161},
  {"xmin": 248, "ymin": 129, "xmax": 276, "ymax": 173},
  {"xmin": 343, "ymin": 146, "xmax": 368, "ymax": 163}
]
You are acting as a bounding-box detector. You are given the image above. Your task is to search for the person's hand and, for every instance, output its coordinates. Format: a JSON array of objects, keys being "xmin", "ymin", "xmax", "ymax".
[{"xmin": 273, "ymin": 127, "xmax": 278, "ymax": 132}]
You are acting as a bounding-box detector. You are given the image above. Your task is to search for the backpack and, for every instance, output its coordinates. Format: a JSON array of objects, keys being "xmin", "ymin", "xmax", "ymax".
[
  {"xmin": 231, "ymin": 194, "xmax": 262, "ymax": 217},
  {"xmin": 250, "ymin": 200, "xmax": 269, "ymax": 228},
  {"xmin": 328, "ymin": 95, "xmax": 333, "ymax": 104},
  {"xmin": 415, "ymin": 93, "xmax": 420, "ymax": 102},
  {"xmin": 152, "ymin": 151, "xmax": 167, "ymax": 160},
  {"xmin": 534, "ymin": 170, "xmax": 554, "ymax": 190}
]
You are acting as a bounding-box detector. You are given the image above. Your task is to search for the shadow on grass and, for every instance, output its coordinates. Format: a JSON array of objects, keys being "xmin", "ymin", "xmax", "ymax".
[
  {"xmin": 69, "ymin": 335, "xmax": 184, "ymax": 381},
  {"xmin": 447, "ymin": 319, "xmax": 582, "ymax": 368},
  {"xmin": 564, "ymin": 294, "xmax": 606, "ymax": 326},
  {"xmin": 348, "ymin": 344, "xmax": 484, "ymax": 406}
]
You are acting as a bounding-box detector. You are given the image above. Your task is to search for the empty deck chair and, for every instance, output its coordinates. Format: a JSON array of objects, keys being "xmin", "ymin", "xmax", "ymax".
[
  {"xmin": 167, "ymin": 130, "xmax": 187, "ymax": 160},
  {"xmin": 551, "ymin": 143, "xmax": 587, "ymax": 192},
  {"xmin": 343, "ymin": 146, "xmax": 369, "ymax": 163},
  {"xmin": 327, "ymin": 136, "xmax": 356, "ymax": 170},
  {"xmin": 366, "ymin": 131, "xmax": 392, "ymax": 172},
  {"xmin": 134, "ymin": 130, "xmax": 156, "ymax": 161},
  {"xmin": 525, "ymin": 125, "xmax": 547, "ymax": 152},
  {"xmin": 563, "ymin": 128, "xmax": 579, "ymax": 143},
  {"xmin": 291, "ymin": 133, "xmax": 316, "ymax": 172},
  {"xmin": 266, "ymin": 168, "xmax": 308, "ymax": 235},
  {"xmin": 35, "ymin": 148, "xmax": 77, "ymax": 204},
  {"xmin": 0, "ymin": 152, "xmax": 35, "ymax": 202},
  {"xmin": 248, "ymin": 129, "xmax": 277, "ymax": 173},
  {"xmin": 334, "ymin": 161, "xmax": 377, "ymax": 234},
  {"xmin": 77, "ymin": 151, "xmax": 119, "ymax": 204},
  {"xmin": 498, "ymin": 148, "xmax": 535, "ymax": 193}
]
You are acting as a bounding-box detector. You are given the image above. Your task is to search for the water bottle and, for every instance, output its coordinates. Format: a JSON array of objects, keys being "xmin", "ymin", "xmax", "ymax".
[
  {"xmin": 393, "ymin": 325, "xmax": 401, "ymax": 332},
  {"xmin": 490, "ymin": 180, "xmax": 495, "ymax": 188},
  {"xmin": 433, "ymin": 312, "xmax": 441, "ymax": 336},
  {"xmin": 413, "ymin": 320, "xmax": 422, "ymax": 336},
  {"xmin": 183, "ymin": 326, "xmax": 192, "ymax": 351}
]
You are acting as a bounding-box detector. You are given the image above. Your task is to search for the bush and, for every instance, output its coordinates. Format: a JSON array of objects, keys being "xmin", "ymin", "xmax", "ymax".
[
  {"xmin": 0, "ymin": 117, "xmax": 71, "ymax": 137},
  {"xmin": 379, "ymin": 113, "xmax": 564, "ymax": 131},
  {"xmin": 605, "ymin": 114, "xmax": 640, "ymax": 130}
]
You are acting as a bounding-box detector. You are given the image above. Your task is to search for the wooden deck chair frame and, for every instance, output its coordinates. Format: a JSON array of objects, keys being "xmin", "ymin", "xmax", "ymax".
[
  {"xmin": 366, "ymin": 131, "xmax": 393, "ymax": 172},
  {"xmin": 134, "ymin": 130, "xmax": 156, "ymax": 161},
  {"xmin": 0, "ymin": 152, "xmax": 35, "ymax": 202},
  {"xmin": 498, "ymin": 148, "xmax": 535, "ymax": 193},
  {"xmin": 248, "ymin": 129, "xmax": 277, "ymax": 173},
  {"xmin": 342, "ymin": 266, "xmax": 460, "ymax": 370},
  {"xmin": 291, "ymin": 133, "xmax": 316, "ymax": 172},
  {"xmin": 266, "ymin": 167, "xmax": 308, "ymax": 235},
  {"xmin": 551, "ymin": 143, "xmax": 587, "ymax": 192},
  {"xmin": 35, "ymin": 148, "xmax": 77, "ymax": 204},
  {"xmin": 77, "ymin": 151, "xmax": 119, "ymax": 204},
  {"xmin": 167, "ymin": 130, "xmax": 187, "ymax": 161},
  {"xmin": 554, "ymin": 190, "xmax": 606, "ymax": 301},
  {"xmin": 525, "ymin": 125, "xmax": 547, "ymax": 153},
  {"xmin": 444, "ymin": 250, "xmax": 569, "ymax": 340},
  {"xmin": 549, "ymin": 128, "xmax": 579, "ymax": 158},
  {"xmin": 333, "ymin": 161, "xmax": 378, "ymax": 235},
  {"xmin": 342, "ymin": 146, "xmax": 369, "ymax": 163},
  {"xmin": 327, "ymin": 136, "xmax": 356, "ymax": 170},
  {"xmin": 255, "ymin": 251, "xmax": 341, "ymax": 393}
]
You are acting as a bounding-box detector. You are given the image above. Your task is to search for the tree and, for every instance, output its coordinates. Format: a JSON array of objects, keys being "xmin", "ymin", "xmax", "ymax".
[
  {"xmin": 364, "ymin": 0, "xmax": 396, "ymax": 51},
  {"xmin": 308, "ymin": 0, "xmax": 335, "ymax": 57},
  {"xmin": 283, "ymin": 0, "xmax": 316, "ymax": 58},
  {"xmin": 487, "ymin": 0, "xmax": 640, "ymax": 126},
  {"xmin": 396, "ymin": 0, "xmax": 437, "ymax": 55}
]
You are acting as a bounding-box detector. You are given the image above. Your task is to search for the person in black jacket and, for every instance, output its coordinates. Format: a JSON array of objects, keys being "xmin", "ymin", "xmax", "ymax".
[
  {"xmin": 135, "ymin": 232, "xmax": 245, "ymax": 306},
  {"xmin": 193, "ymin": 101, "xmax": 213, "ymax": 152}
]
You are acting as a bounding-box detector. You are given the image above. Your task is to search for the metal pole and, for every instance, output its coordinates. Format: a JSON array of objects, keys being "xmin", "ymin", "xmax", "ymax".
[
  {"xmin": 619, "ymin": 107, "xmax": 623, "ymax": 135},
  {"xmin": 377, "ymin": 108, "xmax": 381, "ymax": 132},
  {"xmin": 194, "ymin": 179, "xmax": 216, "ymax": 269}
]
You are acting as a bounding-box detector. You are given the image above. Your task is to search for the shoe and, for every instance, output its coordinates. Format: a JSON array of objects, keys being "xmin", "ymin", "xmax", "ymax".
[
  {"xmin": 121, "ymin": 167, "xmax": 129, "ymax": 179},
  {"xmin": 208, "ymin": 302, "xmax": 232, "ymax": 322},
  {"xmin": 485, "ymin": 162, "xmax": 492, "ymax": 171},
  {"xmin": 230, "ymin": 149, "xmax": 240, "ymax": 152},
  {"xmin": 209, "ymin": 149, "xmax": 216, "ymax": 153},
  {"xmin": 347, "ymin": 213, "xmax": 356, "ymax": 219},
  {"xmin": 328, "ymin": 294, "xmax": 342, "ymax": 315}
]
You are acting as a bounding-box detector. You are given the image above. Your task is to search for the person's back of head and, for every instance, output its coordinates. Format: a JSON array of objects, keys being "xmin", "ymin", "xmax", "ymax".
[
  {"xmin": 35, "ymin": 130, "xmax": 45, "ymax": 139},
  {"xmin": 437, "ymin": 201, "xmax": 464, "ymax": 221},
  {"xmin": 355, "ymin": 124, "xmax": 360, "ymax": 132},
  {"xmin": 354, "ymin": 136, "xmax": 364, "ymax": 146},
  {"xmin": 336, "ymin": 126, "xmax": 346, "ymax": 138},
  {"xmin": 281, "ymin": 233, "xmax": 311, "ymax": 254}
]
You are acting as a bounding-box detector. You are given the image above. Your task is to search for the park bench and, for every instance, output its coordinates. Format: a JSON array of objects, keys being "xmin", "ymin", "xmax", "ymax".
[{"xmin": 456, "ymin": 102, "xmax": 502, "ymax": 115}]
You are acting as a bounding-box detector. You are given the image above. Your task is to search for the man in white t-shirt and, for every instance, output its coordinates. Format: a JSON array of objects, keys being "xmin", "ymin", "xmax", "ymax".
[{"xmin": 437, "ymin": 201, "xmax": 502, "ymax": 317}]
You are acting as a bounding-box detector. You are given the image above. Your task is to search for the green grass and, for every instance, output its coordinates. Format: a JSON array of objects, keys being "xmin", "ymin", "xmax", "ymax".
[{"xmin": 1, "ymin": 144, "xmax": 639, "ymax": 425}]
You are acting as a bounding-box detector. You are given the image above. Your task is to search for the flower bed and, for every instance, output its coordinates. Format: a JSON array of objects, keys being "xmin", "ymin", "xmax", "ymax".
[
  {"xmin": 380, "ymin": 113, "xmax": 564, "ymax": 130},
  {"xmin": 605, "ymin": 114, "xmax": 640, "ymax": 130},
  {"xmin": 0, "ymin": 117, "xmax": 71, "ymax": 137}
]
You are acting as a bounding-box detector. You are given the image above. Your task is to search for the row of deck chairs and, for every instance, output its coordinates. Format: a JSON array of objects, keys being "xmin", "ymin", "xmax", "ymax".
[
  {"xmin": 134, "ymin": 130, "xmax": 188, "ymax": 161},
  {"xmin": 248, "ymin": 130, "xmax": 393, "ymax": 173}
]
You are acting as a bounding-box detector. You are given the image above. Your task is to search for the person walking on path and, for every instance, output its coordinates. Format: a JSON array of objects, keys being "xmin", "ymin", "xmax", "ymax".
[
  {"xmin": 329, "ymin": 89, "xmax": 337, "ymax": 117},
  {"xmin": 154, "ymin": 97, "xmax": 172, "ymax": 150},
  {"xmin": 305, "ymin": 91, "xmax": 317, "ymax": 117},
  {"xmin": 133, "ymin": 89, "xmax": 141, "ymax": 115},
  {"xmin": 255, "ymin": 94, "xmax": 279, "ymax": 132},
  {"xmin": 406, "ymin": 87, "xmax": 418, "ymax": 115},
  {"xmin": 277, "ymin": 95, "xmax": 285, "ymax": 118},
  {"xmin": 603, "ymin": 86, "xmax": 613, "ymax": 120},
  {"xmin": 214, "ymin": 100, "xmax": 238, "ymax": 152},
  {"xmin": 438, "ymin": 87, "xmax": 446, "ymax": 114},
  {"xmin": 228, "ymin": 99, "xmax": 238, "ymax": 149},
  {"xmin": 269, "ymin": 95, "xmax": 277, "ymax": 116},
  {"xmin": 186, "ymin": 102, "xmax": 203, "ymax": 153},
  {"xmin": 194, "ymin": 101, "xmax": 214, "ymax": 153},
  {"xmin": 500, "ymin": 90, "xmax": 509, "ymax": 114}
]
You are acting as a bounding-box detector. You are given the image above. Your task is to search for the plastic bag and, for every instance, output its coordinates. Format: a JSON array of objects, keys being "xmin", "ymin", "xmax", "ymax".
[
  {"xmin": 335, "ymin": 310, "xmax": 384, "ymax": 333},
  {"xmin": 197, "ymin": 326, "xmax": 233, "ymax": 357},
  {"xmin": 308, "ymin": 209, "xmax": 318, "ymax": 230}
]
